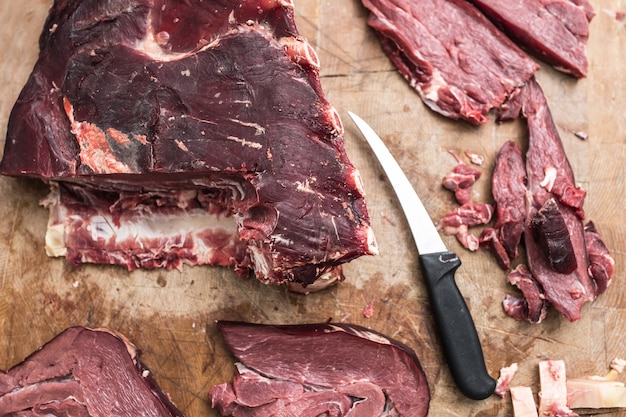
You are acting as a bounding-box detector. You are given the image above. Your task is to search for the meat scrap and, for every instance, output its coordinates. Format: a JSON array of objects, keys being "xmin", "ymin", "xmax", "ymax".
[
  {"xmin": 482, "ymin": 140, "xmax": 527, "ymax": 268},
  {"xmin": 442, "ymin": 151, "xmax": 482, "ymax": 205},
  {"xmin": 502, "ymin": 264, "xmax": 548, "ymax": 324},
  {"xmin": 0, "ymin": 327, "xmax": 185, "ymax": 417},
  {"xmin": 466, "ymin": 0, "xmax": 595, "ymax": 77},
  {"xmin": 360, "ymin": 0, "xmax": 539, "ymax": 124},
  {"xmin": 495, "ymin": 362, "xmax": 519, "ymax": 398},
  {"xmin": 538, "ymin": 360, "xmax": 579, "ymax": 417},
  {"xmin": 209, "ymin": 321, "xmax": 430, "ymax": 417},
  {"xmin": 439, "ymin": 203, "xmax": 494, "ymax": 251},
  {"xmin": 0, "ymin": 0, "xmax": 378, "ymax": 289},
  {"xmin": 583, "ymin": 221, "xmax": 615, "ymax": 295}
]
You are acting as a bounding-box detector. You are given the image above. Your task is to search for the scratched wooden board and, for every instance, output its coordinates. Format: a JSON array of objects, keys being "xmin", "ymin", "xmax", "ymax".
[{"xmin": 0, "ymin": 1, "xmax": 624, "ymax": 416}]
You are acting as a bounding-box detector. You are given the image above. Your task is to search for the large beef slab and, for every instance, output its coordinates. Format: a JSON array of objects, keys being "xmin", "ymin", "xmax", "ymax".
[{"xmin": 0, "ymin": 0, "xmax": 377, "ymax": 289}]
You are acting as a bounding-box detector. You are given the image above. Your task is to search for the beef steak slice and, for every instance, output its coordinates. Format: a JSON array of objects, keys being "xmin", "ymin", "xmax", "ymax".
[
  {"xmin": 0, "ymin": 327, "xmax": 185, "ymax": 417},
  {"xmin": 209, "ymin": 321, "xmax": 430, "ymax": 417}
]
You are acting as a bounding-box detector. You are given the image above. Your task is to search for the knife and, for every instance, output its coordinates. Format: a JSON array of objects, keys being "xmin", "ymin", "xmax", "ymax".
[{"xmin": 348, "ymin": 112, "xmax": 496, "ymax": 401}]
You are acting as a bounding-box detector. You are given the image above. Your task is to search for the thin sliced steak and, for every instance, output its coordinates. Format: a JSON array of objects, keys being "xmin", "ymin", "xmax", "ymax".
[
  {"xmin": 0, "ymin": 0, "xmax": 377, "ymax": 289},
  {"xmin": 360, "ymin": 0, "xmax": 539, "ymax": 124},
  {"xmin": 465, "ymin": 0, "xmax": 594, "ymax": 77},
  {"xmin": 0, "ymin": 327, "xmax": 185, "ymax": 417},
  {"xmin": 209, "ymin": 321, "xmax": 430, "ymax": 417}
]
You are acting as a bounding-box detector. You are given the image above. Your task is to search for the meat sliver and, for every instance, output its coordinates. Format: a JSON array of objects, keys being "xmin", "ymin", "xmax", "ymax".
[{"xmin": 0, "ymin": 0, "xmax": 378, "ymax": 289}]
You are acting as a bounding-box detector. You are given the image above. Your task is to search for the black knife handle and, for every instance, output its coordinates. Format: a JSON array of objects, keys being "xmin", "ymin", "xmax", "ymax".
[{"xmin": 419, "ymin": 252, "xmax": 496, "ymax": 400}]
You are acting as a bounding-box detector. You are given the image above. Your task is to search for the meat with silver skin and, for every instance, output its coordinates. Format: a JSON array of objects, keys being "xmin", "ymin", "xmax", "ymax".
[
  {"xmin": 209, "ymin": 321, "xmax": 430, "ymax": 417},
  {"xmin": 0, "ymin": 0, "xmax": 377, "ymax": 289}
]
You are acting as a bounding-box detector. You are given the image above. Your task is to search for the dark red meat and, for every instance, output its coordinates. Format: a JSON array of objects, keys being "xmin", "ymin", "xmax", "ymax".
[
  {"xmin": 490, "ymin": 140, "xmax": 527, "ymax": 264},
  {"xmin": 502, "ymin": 264, "xmax": 548, "ymax": 323},
  {"xmin": 465, "ymin": 0, "xmax": 594, "ymax": 77},
  {"xmin": 209, "ymin": 321, "xmax": 430, "ymax": 417},
  {"xmin": 360, "ymin": 0, "xmax": 539, "ymax": 124},
  {"xmin": 531, "ymin": 198, "xmax": 578, "ymax": 274},
  {"xmin": 0, "ymin": 0, "xmax": 377, "ymax": 289},
  {"xmin": 0, "ymin": 327, "xmax": 185, "ymax": 417},
  {"xmin": 518, "ymin": 78, "xmax": 594, "ymax": 322},
  {"xmin": 584, "ymin": 221, "xmax": 615, "ymax": 294}
]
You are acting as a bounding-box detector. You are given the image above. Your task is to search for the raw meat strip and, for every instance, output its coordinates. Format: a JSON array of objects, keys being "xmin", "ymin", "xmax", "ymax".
[
  {"xmin": 361, "ymin": 0, "xmax": 539, "ymax": 124},
  {"xmin": 466, "ymin": 0, "xmax": 595, "ymax": 77},
  {"xmin": 490, "ymin": 140, "xmax": 527, "ymax": 263},
  {"xmin": 519, "ymin": 78, "xmax": 594, "ymax": 322},
  {"xmin": 0, "ymin": 0, "xmax": 377, "ymax": 289},
  {"xmin": 0, "ymin": 327, "xmax": 185, "ymax": 417}
]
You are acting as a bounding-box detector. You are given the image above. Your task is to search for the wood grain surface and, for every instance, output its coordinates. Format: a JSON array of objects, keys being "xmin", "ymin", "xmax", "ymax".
[{"xmin": 0, "ymin": 1, "xmax": 625, "ymax": 416}]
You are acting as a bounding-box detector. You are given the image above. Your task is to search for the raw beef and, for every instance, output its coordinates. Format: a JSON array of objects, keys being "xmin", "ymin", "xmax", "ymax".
[
  {"xmin": 442, "ymin": 151, "xmax": 482, "ymax": 205},
  {"xmin": 481, "ymin": 140, "xmax": 526, "ymax": 269},
  {"xmin": 465, "ymin": 0, "xmax": 594, "ymax": 77},
  {"xmin": 360, "ymin": 0, "xmax": 539, "ymax": 124},
  {"xmin": 0, "ymin": 327, "xmax": 185, "ymax": 417},
  {"xmin": 583, "ymin": 221, "xmax": 615, "ymax": 295},
  {"xmin": 439, "ymin": 203, "xmax": 494, "ymax": 251},
  {"xmin": 502, "ymin": 264, "xmax": 548, "ymax": 324},
  {"xmin": 478, "ymin": 78, "xmax": 614, "ymax": 322},
  {"xmin": 518, "ymin": 78, "xmax": 594, "ymax": 322},
  {"xmin": 0, "ymin": 0, "xmax": 378, "ymax": 289},
  {"xmin": 209, "ymin": 321, "xmax": 430, "ymax": 417}
]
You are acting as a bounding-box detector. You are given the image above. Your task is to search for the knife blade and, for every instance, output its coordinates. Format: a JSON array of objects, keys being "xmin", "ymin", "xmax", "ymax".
[{"xmin": 348, "ymin": 111, "xmax": 496, "ymax": 400}]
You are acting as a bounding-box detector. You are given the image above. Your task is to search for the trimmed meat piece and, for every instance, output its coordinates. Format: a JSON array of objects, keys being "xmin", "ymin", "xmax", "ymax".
[
  {"xmin": 510, "ymin": 386, "xmax": 539, "ymax": 417},
  {"xmin": 491, "ymin": 140, "xmax": 527, "ymax": 262},
  {"xmin": 360, "ymin": 0, "xmax": 539, "ymax": 124},
  {"xmin": 584, "ymin": 221, "xmax": 615, "ymax": 295},
  {"xmin": 209, "ymin": 321, "xmax": 430, "ymax": 417},
  {"xmin": 495, "ymin": 363, "xmax": 519, "ymax": 398},
  {"xmin": 0, "ymin": 0, "xmax": 377, "ymax": 289},
  {"xmin": 517, "ymin": 78, "xmax": 594, "ymax": 322},
  {"xmin": 503, "ymin": 264, "xmax": 548, "ymax": 324},
  {"xmin": 442, "ymin": 151, "xmax": 482, "ymax": 205},
  {"xmin": 0, "ymin": 327, "xmax": 185, "ymax": 417},
  {"xmin": 479, "ymin": 227, "xmax": 511, "ymax": 269},
  {"xmin": 465, "ymin": 0, "xmax": 595, "ymax": 77},
  {"xmin": 440, "ymin": 203, "xmax": 493, "ymax": 251}
]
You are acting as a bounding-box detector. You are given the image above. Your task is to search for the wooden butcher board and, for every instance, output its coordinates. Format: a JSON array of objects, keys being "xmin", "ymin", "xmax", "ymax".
[{"xmin": 0, "ymin": 1, "xmax": 625, "ymax": 416}]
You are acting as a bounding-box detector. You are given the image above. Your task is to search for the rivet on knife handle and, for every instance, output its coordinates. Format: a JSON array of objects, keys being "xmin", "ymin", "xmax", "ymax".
[
  {"xmin": 420, "ymin": 252, "xmax": 496, "ymax": 400},
  {"xmin": 347, "ymin": 111, "xmax": 496, "ymax": 400}
]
